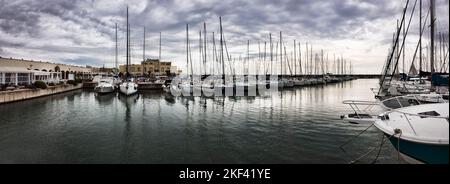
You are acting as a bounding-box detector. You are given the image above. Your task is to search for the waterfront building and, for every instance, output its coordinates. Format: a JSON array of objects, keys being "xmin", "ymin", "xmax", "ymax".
[
  {"xmin": 0, "ymin": 57, "xmax": 92, "ymax": 85},
  {"xmin": 119, "ymin": 59, "xmax": 181, "ymax": 76}
]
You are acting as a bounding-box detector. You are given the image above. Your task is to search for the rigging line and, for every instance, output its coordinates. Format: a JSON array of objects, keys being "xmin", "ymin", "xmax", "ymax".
[
  {"xmin": 379, "ymin": 0, "xmax": 410, "ymax": 95},
  {"xmin": 410, "ymin": 7, "xmax": 431, "ymax": 73},
  {"xmin": 388, "ymin": 0, "xmax": 419, "ymax": 86}
]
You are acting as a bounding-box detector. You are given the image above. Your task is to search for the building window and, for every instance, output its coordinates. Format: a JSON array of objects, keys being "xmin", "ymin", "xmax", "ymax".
[
  {"xmin": 0, "ymin": 73, "xmax": 2, "ymax": 83},
  {"xmin": 18, "ymin": 73, "xmax": 29, "ymax": 84},
  {"xmin": 4, "ymin": 73, "xmax": 15, "ymax": 84}
]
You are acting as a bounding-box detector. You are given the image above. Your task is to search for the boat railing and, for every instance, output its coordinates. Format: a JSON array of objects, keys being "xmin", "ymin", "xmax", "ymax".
[
  {"xmin": 387, "ymin": 108, "xmax": 450, "ymax": 120},
  {"xmin": 381, "ymin": 107, "xmax": 450, "ymax": 136},
  {"xmin": 342, "ymin": 100, "xmax": 382, "ymax": 119}
]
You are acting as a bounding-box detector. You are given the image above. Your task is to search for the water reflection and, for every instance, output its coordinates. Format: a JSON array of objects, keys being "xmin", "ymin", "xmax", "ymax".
[
  {"xmin": 0, "ymin": 79, "xmax": 403, "ymax": 164},
  {"xmin": 95, "ymin": 93, "xmax": 116, "ymax": 106}
]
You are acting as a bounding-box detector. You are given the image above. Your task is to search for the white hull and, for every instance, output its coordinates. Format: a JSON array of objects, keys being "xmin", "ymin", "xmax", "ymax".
[
  {"xmin": 95, "ymin": 86, "xmax": 115, "ymax": 94},
  {"xmin": 94, "ymin": 78, "xmax": 116, "ymax": 94},
  {"xmin": 119, "ymin": 82, "xmax": 138, "ymax": 96}
]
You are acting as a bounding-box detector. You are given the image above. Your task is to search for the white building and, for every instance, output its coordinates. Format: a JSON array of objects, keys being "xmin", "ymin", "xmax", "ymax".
[{"xmin": 0, "ymin": 67, "xmax": 62, "ymax": 86}]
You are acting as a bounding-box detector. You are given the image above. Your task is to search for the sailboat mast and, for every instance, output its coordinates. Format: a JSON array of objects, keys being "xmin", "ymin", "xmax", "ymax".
[
  {"xmin": 264, "ymin": 41, "xmax": 267, "ymax": 75},
  {"xmin": 115, "ymin": 23, "xmax": 118, "ymax": 73},
  {"xmin": 247, "ymin": 40, "xmax": 250, "ymax": 75},
  {"xmin": 126, "ymin": 6, "xmax": 129, "ymax": 78},
  {"xmin": 270, "ymin": 33, "xmax": 273, "ymax": 75},
  {"xmin": 203, "ymin": 22, "xmax": 207, "ymax": 75},
  {"xmin": 430, "ymin": 0, "xmax": 436, "ymax": 75},
  {"xmin": 212, "ymin": 32, "xmax": 216, "ymax": 75},
  {"xmin": 186, "ymin": 24, "xmax": 189, "ymax": 78},
  {"xmin": 159, "ymin": 32, "xmax": 162, "ymax": 60},
  {"xmin": 299, "ymin": 42, "xmax": 302, "ymax": 75},
  {"xmin": 220, "ymin": 17, "xmax": 225, "ymax": 84},
  {"xmin": 306, "ymin": 43, "xmax": 308, "ymax": 76},
  {"xmin": 294, "ymin": 40, "xmax": 296, "ymax": 76},
  {"xmin": 403, "ymin": 15, "xmax": 406, "ymax": 75},
  {"xmin": 419, "ymin": 0, "xmax": 422, "ymax": 73},
  {"xmin": 143, "ymin": 27, "xmax": 145, "ymax": 64},
  {"xmin": 280, "ymin": 31, "xmax": 282, "ymax": 76},
  {"xmin": 199, "ymin": 31, "xmax": 202, "ymax": 76}
]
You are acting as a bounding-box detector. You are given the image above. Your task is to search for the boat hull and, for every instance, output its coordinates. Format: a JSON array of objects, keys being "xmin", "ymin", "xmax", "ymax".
[
  {"xmin": 385, "ymin": 133, "xmax": 449, "ymax": 164},
  {"xmin": 94, "ymin": 86, "xmax": 115, "ymax": 94},
  {"xmin": 119, "ymin": 83, "xmax": 138, "ymax": 96}
]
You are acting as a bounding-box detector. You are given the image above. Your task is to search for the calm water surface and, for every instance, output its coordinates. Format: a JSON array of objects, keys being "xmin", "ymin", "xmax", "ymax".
[{"xmin": 0, "ymin": 79, "xmax": 403, "ymax": 164}]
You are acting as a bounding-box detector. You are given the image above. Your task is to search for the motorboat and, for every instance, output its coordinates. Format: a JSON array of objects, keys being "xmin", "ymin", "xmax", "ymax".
[
  {"xmin": 341, "ymin": 94, "xmax": 448, "ymax": 125},
  {"xmin": 94, "ymin": 77, "xmax": 115, "ymax": 94},
  {"xmin": 374, "ymin": 103, "xmax": 449, "ymax": 164}
]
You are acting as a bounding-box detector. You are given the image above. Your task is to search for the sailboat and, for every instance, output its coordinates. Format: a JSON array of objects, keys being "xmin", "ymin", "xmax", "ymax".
[{"xmin": 119, "ymin": 6, "xmax": 138, "ymax": 96}]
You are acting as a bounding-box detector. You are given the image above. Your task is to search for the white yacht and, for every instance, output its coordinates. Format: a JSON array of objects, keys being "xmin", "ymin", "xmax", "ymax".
[
  {"xmin": 94, "ymin": 77, "xmax": 115, "ymax": 94},
  {"xmin": 374, "ymin": 102, "xmax": 449, "ymax": 164},
  {"xmin": 341, "ymin": 94, "xmax": 448, "ymax": 125}
]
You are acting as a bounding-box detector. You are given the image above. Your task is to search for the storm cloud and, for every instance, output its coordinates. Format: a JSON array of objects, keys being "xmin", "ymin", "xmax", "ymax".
[{"xmin": 0, "ymin": 0, "xmax": 448, "ymax": 74}]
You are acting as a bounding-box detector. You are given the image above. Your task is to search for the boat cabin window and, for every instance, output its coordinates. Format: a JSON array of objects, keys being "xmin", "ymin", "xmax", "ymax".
[
  {"xmin": 418, "ymin": 111, "xmax": 440, "ymax": 118},
  {"xmin": 398, "ymin": 97, "xmax": 420, "ymax": 107},
  {"xmin": 382, "ymin": 97, "xmax": 420, "ymax": 109},
  {"xmin": 382, "ymin": 99, "xmax": 402, "ymax": 109}
]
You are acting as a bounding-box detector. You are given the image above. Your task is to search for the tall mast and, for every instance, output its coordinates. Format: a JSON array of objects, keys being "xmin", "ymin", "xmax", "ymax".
[
  {"xmin": 199, "ymin": 31, "xmax": 202, "ymax": 76},
  {"xmin": 403, "ymin": 15, "xmax": 406, "ymax": 75},
  {"xmin": 143, "ymin": 27, "xmax": 145, "ymax": 63},
  {"xmin": 247, "ymin": 40, "xmax": 250, "ymax": 75},
  {"xmin": 258, "ymin": 41, "xmax": 261, "ymax": 75},
  {"xmin": 212, "ymin": 32, "xmax": 216, "ymax": 75},
  {"xmin": 126, "ymin": 6, "xmax": 129, "ymax": 78},
  {"xmin": 294, "ymin": 40, "xmax": 296, "ymax": 76},
  {"xmin": 115, "ymin": 23, "xmax": 118, "ymax": 73},
  {"xmin": 220, "ymin": 17, "xmax": 225, "ymax": 85},
  {"xmin": 270, "ymin": 33, "xmax": 273, "ymax": 75},
  {"xmin": 333, "ymin": 54, "xmax": 336, "ymax": 74},
  {"xmin": 186, "ymin": 24, "xmax": 189, "ymax": 77},
  {"xmin": 306, "ymin": 43, "xmax": 308, "ymax": 76},
  {"xmin": 430, "ymin": 0, "xmax": 436, "ymax": 75},
  {"xmin": 321, "ymin": 50, "xmax": 324, "ymax": 75},
  {"xmin": 299, "ymin": 42, "xmax": 302, "ymax": 75},
  {"xmin": 310, "ymin": 45, "xmax": 313, "ymax": 75},
  {"xmin": 419, "ymin": 0, "xmax": 422, "ymax": 73},
  {"xmin": 159, "ymin": 32, "xmax": 162, "ymax": 60},
  {"xmin": 203, "ymin": 22, "xmax": 207, "ymax": 75},
  {"xmin": 264, "ymin": 41, "xmax": 267, "ymax": 75},
  {"xmin": 396, "ymin": 20, "xmax": 399, "ymax": 75},
  {"xmin": 280, "ymin": 31, "xmax": 282, "ymax": 76}
]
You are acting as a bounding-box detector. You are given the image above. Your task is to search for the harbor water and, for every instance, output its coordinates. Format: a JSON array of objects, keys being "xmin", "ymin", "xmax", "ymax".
[{"xmin": 0, "ymin": 79, "xmax": 404, "ymax": 164}]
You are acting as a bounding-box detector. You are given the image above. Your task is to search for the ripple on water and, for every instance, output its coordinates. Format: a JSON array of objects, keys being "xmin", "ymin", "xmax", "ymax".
[{"xmin": 0, "ymin": 79, "xmax": 403, "ymax": 163}]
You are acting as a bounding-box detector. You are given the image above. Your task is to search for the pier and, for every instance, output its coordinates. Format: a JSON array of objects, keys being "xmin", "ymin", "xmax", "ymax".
[{"xmin": 0, "ymin": 83, "xmax": 82, "ymax": 104}]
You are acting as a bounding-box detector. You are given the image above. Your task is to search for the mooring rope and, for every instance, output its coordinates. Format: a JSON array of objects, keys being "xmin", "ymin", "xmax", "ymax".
[
  {"xmin": 349, "ymin": 131, "xmax": 400, "ymax": 164},
  {"xmin": 371, "ymin": 134, "xmax": 386, "ymax": 164},
  {"xmin": 395, "ymin": 129, "xmax": 404, "ymax": 163},
  {"xmin": 339, "ymin": 123, "xmax": 375, "ymax": 150}
]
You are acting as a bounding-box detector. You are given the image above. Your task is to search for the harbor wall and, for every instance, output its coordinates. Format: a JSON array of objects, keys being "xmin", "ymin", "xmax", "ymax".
[{"xmin": 0, "ymin": 84, "xmax": 82, "ymax": 104}]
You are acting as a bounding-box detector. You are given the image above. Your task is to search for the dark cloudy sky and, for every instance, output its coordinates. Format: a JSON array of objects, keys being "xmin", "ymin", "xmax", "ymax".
[{"xmin": 0, "ymin": 0, "xmax": 448, "ymax": 74}]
